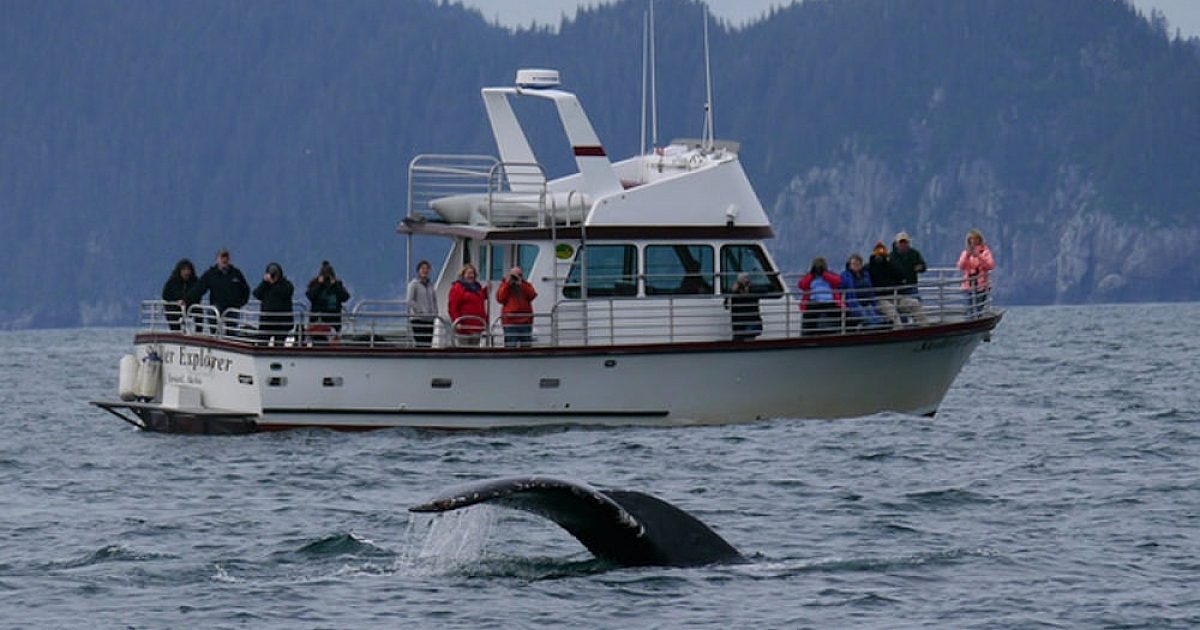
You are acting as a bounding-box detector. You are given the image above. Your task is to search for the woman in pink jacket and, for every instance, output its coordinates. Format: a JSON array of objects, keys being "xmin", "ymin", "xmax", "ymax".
[{"xmin": 956, "ymin": 229, "xmax": 996, "ymax": 316}]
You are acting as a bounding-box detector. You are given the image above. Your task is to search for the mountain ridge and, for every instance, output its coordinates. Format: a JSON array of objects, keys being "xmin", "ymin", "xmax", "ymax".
[{"xmin": 1, "ymin": 0, "xmax": 1197, "ymax": 328}]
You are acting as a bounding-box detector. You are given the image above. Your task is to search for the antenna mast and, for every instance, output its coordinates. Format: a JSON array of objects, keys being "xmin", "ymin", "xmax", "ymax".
[
  {"xmin": 702, "ymin": 4, "xmax": 714, "ymax": 151},
  {"xmin": 640, "ymin": 10, "xmax": 648, "ymax": 157},
  {"xmin": 650, "ymin": 0, "xmax": 658, "ymax": 147}
]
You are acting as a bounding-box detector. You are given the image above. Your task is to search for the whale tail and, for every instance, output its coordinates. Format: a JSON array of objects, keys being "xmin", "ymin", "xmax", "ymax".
[{"xmin": 410, "ymin": 476, "xmax": 744, "ymax": 568}]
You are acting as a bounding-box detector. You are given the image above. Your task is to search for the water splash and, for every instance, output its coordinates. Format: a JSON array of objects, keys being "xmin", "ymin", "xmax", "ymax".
[{"xmin": 398, "ymin": 506, "xmax": 499, "ymax": 575}]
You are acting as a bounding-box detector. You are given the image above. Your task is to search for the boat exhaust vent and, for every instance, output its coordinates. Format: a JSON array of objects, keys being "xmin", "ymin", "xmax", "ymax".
[{"xmin": 516, "ymin": 68, "xmax": 560, "ymax": 89}]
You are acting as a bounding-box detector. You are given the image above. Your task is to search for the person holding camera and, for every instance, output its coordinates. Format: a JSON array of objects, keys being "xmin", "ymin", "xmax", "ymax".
[
  {"xmin": 306, "ymin": 260, "xmax": 351, "ymax": 333},
  {"xmin": 957, "ymin": 228, "xmax": 995, "ymax": 317},
  {"xmin": 253, "ymin": 262, "xmax": 295, "ymax": 345},
  {"xmin": 724, "ymin": 273, "xmax": 762, "ymax": 341},
  {"xmin": 495, "ymin": 265, "xmax": 538, "ymax": 347}
]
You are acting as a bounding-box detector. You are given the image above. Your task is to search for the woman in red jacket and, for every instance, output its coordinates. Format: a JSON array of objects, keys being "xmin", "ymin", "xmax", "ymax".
[
  {"xmin": 956, "ymin": 229, "xmax": 996, "ymax": 317},
  {"xmin": 448, "ymin": 263, "xmax": 488, "ymax": 346}
]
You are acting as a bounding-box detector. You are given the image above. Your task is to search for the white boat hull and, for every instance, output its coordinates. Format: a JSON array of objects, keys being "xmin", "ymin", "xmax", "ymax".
[{"xmin": 97, "ymin": 315, "xmax": 999, "ymax": 433}]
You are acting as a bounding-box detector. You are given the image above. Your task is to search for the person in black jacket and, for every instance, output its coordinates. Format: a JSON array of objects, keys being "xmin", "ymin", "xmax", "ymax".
[
  {"xmin": 253, "ymin": 262, "xmax": 295, "ymax": 344},
  {"xmin": 188, "ymin": 248, "xmax": 251, "ymax": 333},
  {"xmin": 867, "ymin": 240, "xmax": 923, "ymax": 328},
  {"xmin": 305, "ymin": 260, "xmax": 351, "ymax": 332},
  {"xmin": 161, "ymin": 258, "xmax": 197, "ymax": 331},
  {"xmin": 724, "ymin": 273, "xmax": 762, "ymax": 341}
]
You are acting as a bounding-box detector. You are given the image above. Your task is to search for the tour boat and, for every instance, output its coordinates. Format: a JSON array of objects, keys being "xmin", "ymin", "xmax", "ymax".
[{"xmin": 92, "ymin": 69, "xmax": 1002, "ymax": 434}]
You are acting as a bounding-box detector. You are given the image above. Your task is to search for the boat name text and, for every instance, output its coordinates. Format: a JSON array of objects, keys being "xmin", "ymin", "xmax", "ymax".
[{"xmin": 162, "ymin": 346, "xmax": 233, "ymax": 372}]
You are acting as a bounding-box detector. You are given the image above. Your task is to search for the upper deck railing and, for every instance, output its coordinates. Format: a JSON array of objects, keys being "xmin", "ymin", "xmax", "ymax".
[
  {"xmin": 407, "ymin": 155, "xmax": 551, "ymax": 228},
  {"xmin": 137, "ymin": 266, "xmax": 994, "ymax": 350}
]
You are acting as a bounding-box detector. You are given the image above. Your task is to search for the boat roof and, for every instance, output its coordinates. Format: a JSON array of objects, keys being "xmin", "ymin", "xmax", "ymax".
[{"xmin": 400, "ymin": 70, "xmax": 773, "ymax": 238}]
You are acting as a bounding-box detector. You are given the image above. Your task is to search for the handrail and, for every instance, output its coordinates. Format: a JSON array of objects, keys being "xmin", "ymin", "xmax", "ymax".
[{"xmin": 136, "ymin": 266, "xmax": 993, "ymax": 350}]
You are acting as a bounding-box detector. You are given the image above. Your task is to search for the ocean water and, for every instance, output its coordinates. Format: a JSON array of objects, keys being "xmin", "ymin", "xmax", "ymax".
[{"xmin": 1, "ymin": 303, "xmax": 1198, "ymax": 629}]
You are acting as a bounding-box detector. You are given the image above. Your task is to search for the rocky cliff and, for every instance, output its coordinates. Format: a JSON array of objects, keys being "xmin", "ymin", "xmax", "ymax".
[{"xmin": 769, "ymin": 148, "xmax": 1200, "ymax": 304}]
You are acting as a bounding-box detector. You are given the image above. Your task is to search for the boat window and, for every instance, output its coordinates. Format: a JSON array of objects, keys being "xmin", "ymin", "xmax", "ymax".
[
  {"xmin": 720, "ymin": 244, "xmax": 783, "ymax": 294},
  {"xmin": 563, "ymin": 245, "xmax": 638, "ymax": 298},
  {"xmin": 485, "ymin": 244, "xmax": 539, "ymax": 281},
  {"xmin": 644, "ymin": 245, "xmax": 715, "ymax": 295}
]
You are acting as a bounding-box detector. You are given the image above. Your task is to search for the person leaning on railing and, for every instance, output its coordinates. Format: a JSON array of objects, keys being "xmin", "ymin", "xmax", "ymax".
[
  {"xmin": 161, "ymin": 258, "xmax": 197, "ymax": 331},
  {"xmin": 867, "ymin": 241, "xmax": 923, "ymax": 328},
  {"xmin": 957, "ymin": 228, "xmax": 995, "ymax": 317},
  {"xmin": 187, "ymin": 248, "xmax": 250, "ymax": 333},
  {"xmin": 839, "ymin": 254, "xmax": 883, "ymax": 330},
  {"xmin": 889, "ymin": 232, "xmax": 929, "ymax": 325},
  {"xmin": 797, "ymin": 257, "xmax": 845, "ymax": 336}
]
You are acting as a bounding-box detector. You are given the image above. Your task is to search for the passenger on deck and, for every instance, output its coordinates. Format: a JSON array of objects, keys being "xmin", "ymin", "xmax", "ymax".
[
  {"xmin": 840, "ymin": 253, "xmax": 882, "ymax": 329},
  {"xmin": 496, "ymin": 265, "xmax": 538, "ymax": 347},
  {"xmin": 161, "ymin": 258, "xmax": 197, "ymax": 332},
  {"xmin": 448, "ymin": 263, "xmax": 488, "ymax": 347},
  {"xmin": 188, "ymin": 248, "xmax": 250, "ymax": 333},
  {"xmin": 406, "ymin": 260, "xmax": 438, "ymax": 348},
  {"xmin": 957, "ymin": 228, "xmax": 996, "ymax": 317},
  {"xmin": 867, "ymin": 241, "xmax": 922, "ymax": 328},
  {"xmin": 891, "ymin": 232, "xmax": 929, "ymax": 325},
  {"xmin": 253, "ymin": 262, "xmax": 295, "ymax": 345},
  {"xmin": 725, "ymin": 273, "xmax": 762, "ymax": 341},
  {"xmin": 306, "ymin": 260, "xmax": 351, "ymax": 335},
  {"xmin": 797, "ymin": 257, "xmax": 845, "ymax": 335}
]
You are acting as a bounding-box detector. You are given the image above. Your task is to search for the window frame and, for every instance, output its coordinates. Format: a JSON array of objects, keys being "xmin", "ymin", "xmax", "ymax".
[
  {"xmin": 719, "ymin": 243, "xmax": 783, "ymax": 295},
  {"xmin": 562, "ymin": 244, "xmax": 639, "ymax": 299},
  {"xmin": 643, "ymin": 244, "xmax": 717, "ymax": 296}
]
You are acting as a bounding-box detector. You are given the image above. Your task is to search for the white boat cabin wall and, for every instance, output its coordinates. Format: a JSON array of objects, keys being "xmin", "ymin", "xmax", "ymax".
[{"xmin": 406, "ymin": 67, "xmax": 786, "ymax": 347}]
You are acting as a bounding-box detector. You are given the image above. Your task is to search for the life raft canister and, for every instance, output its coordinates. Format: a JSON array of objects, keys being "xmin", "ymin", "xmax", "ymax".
[
  {"xmin": 118, "ymin": 354, "xmax": 138, "ymax": 401},
  {"xmin": 134, "ymin": 350, "xmax": 163, "ymax": 400}
]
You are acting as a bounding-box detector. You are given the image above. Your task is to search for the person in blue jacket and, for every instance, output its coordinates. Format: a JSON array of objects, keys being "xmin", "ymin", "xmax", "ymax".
[{"xmin": 840, "ymin": 253, "xmax": 882, "ymax": 329}]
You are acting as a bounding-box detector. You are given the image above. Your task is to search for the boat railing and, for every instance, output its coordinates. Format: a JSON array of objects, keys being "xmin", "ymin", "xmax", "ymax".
[
  {"xmin": 407, "ymin": 154, "xmax": 550, "ymax": 228},
  {"xmin": 350, "ymin": 299, "xmax": 409, "ymax": 315},
  {"xmin": 486, "ymin": 161, "xmax": 548, "ymax": 227},
  {"xmin": 143, "ymin": 301, "xmax": 454, "ymax": 349},
  {"xmin": 136, "ymin": 266, "xmax": 993, "ymax": 349},
  {"xmin": 407, "ymin": 154, "xmax": 500, "ymax": 224}
]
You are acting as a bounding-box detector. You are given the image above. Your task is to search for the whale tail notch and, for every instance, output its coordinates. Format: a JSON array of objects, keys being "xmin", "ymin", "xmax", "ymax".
[{"xmin": 410, "ymin": 476, "xmax": 744, "ymax": 568}]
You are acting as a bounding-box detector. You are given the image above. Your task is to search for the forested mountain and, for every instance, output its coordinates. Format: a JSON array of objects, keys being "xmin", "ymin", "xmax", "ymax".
[{"xmin": 2, "ymin": 0, "xmax": 1197, "ymax": 328}]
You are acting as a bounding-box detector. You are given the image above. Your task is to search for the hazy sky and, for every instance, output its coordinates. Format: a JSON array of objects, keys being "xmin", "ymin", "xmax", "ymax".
[{"xmin": 455, "ymin": 0, "xmax": 1200, "ymax": 38}]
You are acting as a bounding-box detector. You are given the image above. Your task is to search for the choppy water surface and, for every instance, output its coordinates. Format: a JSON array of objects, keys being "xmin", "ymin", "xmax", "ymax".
[{"xmin": 1, "ymin": 304, "xmax": 1198, "ymax": 628}]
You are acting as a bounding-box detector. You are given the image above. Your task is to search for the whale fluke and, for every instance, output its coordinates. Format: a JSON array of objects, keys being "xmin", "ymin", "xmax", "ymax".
[{"xmin": 410, "ymin": 476, "xmax": 744, "ymax": 567}]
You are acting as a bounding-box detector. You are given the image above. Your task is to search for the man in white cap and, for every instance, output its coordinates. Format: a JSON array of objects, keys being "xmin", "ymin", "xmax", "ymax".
[{"xmin": 890, "ymin": 231, "xmax": 928, "ymax": 325}]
